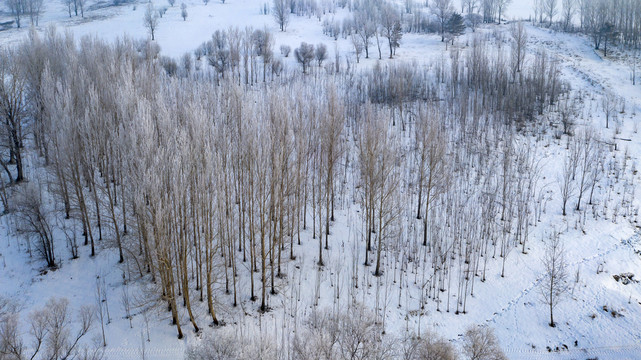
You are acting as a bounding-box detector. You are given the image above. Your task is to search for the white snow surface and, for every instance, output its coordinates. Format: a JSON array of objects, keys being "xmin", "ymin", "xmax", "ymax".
[{"xmin": 1, "ymin": 0, "xmax": 641, "ymax": 359}]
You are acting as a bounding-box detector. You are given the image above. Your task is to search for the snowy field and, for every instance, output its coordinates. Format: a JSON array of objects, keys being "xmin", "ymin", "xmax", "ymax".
[{"xmin": 1, "ymin": 0, "xmax": 640, "ymax": 359}]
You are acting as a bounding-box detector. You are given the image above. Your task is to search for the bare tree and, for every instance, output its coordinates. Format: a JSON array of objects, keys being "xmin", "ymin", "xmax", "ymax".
[
  {"xmin": 534, "ymin": 0, "xmax": 544, "ymax": 23},
  {"xmin": 279, "ymin": 44, "xmax": 291, "ymax": 57},
  {"xmin": 186, "ymin": 332, "xmax": 239, "ymax": 359},
  {"xmin": 294, "ymin": 42, "xmax": 314, "ymax": 74},
  {"xmin": 121, "ymin": 285, "xmax": 132, "ymax": 329},
  {"xmin": 0, "ymin": 48, "xmax": 27, "ymax": 182},
  {"xmin": 77, "ymin": 0, "xmax": 85, "ymax": 18},
  {"xmin": 5, "ymin": 0, "xmax": 25, "ymax": 28},
  {"xmin": 181, "ymin": 52, "xmax": 192, "ymax": 75},
  {"xmin": 509, "ymin": 21, "xmax": 527, "ymax": 80},
  {"xmin": 432, "ymin": 0, "xmax": 453, "ymax": 42},
  {"xmin": 63, "ymin": 0, "xmax": 73, "ymax": 17},
  {"xmin": 463, "ymin": 0, "xmax": 479, "ymax": 15},
  {"xmin": 95, "ymin": 276, "xmax": 106, "ymax": 347},
  {"xmin": 381, "ymin": 6, "xmax": 403, "ymax": 58},
  {"xmin": 358, "ymin": 106, "xmax": 401, "ymax": 276},
  {"xmin": 0, "ymin": 171, "xmax": 7, "ymax": 213},
  {"xmin": 14, "ymin": 182, "xmax": 57, "ymax": 268},
  {"xmin": 495, "ymin": 0, "xmax": 511, "ymax": 24},
  {"xmin": 0, "ymin": 298, "xmax": 96, "ymax": 360},
  {"xmin": 558, "ymin": 95, "xmax": 577, "ymax": 136},
  {"xmin": 543, "ymin": 0, "xmax": 557, "ymax": 26},
  {"xmin": 144, "ymin": 4, "xmax": 160, "ymax": 41},
  {"xmin": 539, "ymin": 231, "xmax": 568, "ymax": 327},
  {"xmin": 180, "ymin": 3, "xmax": 188, "ymax": 21},
  {"xmin": 628, "ymin": 49, "xmax": 638, "ymax": 85},
  {"xmin": 351, "ymin": 33, "xmax": 363, "ymax": 63},
  {"xmin": 401, "ymin": 332, "xmax": 458, "ymax": 360},
  {"xmin": 558, "ymin": 153, "xmax": 575, "ymax": 216},
  {"xmin": 562, "ymin": 0, "xmax": 576, "ymax": 31},
  {"xmin": 462, "ymin": 326, "xmax": 508, "ymax": 360},
  {"xmin": 273, "ymin": 0, "xmax": 289, "ymax": 31},
  {"xmin": 0, "ymin": 298, "xmax": 22, "ymax": 359},
  {"xmin": 481, "ymin": 0, "xmax": 496, "ymax": 23},
  {"xmin": 315, "ymin": 43, "xmax": 328, "ymax": 67},
  {"xmin": 353, "ymin": 11, "xmax": 376, "ymax": 58},
  {"xmin": 27, "ymin": 0, "xmax": 45, "ymax": 25},
  {"xmin": 602, "ymin": 92, "xmax": 617, "ymax": 129},
  {"xmin": 574, "ymin": 129, "xmax": 597, "ymax": 211},
  {"xmin": 415, "ymin": 106, "xmax": 448, "ymax": 247}
]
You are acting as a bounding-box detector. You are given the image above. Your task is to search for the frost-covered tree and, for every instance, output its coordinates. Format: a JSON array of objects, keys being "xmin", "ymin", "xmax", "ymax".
[
  {"xmin": 509, "ymin": 21, "xmax": 527, "ymax": 78},
  {"xmin": 539, "ymin": 232, "xmax": 568, "ymax": 327},
  {"xmin": 544, "ymin": 0, "xmax": 558, "ymax": 26},
  {"xmin": 26, "ymin": 0, "xmax": 44, "ymax": 25},
  {"xmin": 463, "ymin": 0, "xmax": 479, "ymax": 15},
  {"xmin": 315, "ymin": 42, "xmax": 328, "ymax": 67},
  {"xmin": 562, "ymin": 0, "xmax": 576, "ymax": 30},
  {"xmin": 180, "ymin": 3, "xmax": 188, "ymax": 21},
  {"xmin": 482, "ymin": 0, "xmax": 496, "ymax": 23},
  {"xmin": 351, "ymin": 33, "xmax": 363, "ymax": 62},
  {"xmin": 14, "ymin": 182, "xmax": 56, "ymax": 267},
  {"xmin": 463, "ymin": 326, "xmax": 508, "ymax": 360},
  {"xmin": 558, "ymin": 153, "xmax": 575, "ymax": 216},
  {"xmin": 432, "ymin": 0, "xmax": 453, "ymax": 42},
  {"xmin": 415, "ymin": 106, "xmax": 448, "ymax": 246},
  {"xmin": 0, "ymin": 48, "xmax": 27, "ymax": 182},
  {"xmin": 495, "ymin": 0, "xmax": 511, "ymax": 24},
  {"xmin": 401, "ymin": 332, "xmax": 458, "ymax": 360},
  {"xmin": 358, "ymin": 106, "xmax": 400, "ymax": 275},
  {"xmin": 144, "ymin": 3, "xmax": 160, "ymax": 40},
  {"xmin": 599, "ymin": 22, "xmax": 616, "ymax": 57},
  {"xmin": 0, "ymin": 298, "xmax": 96, "ymax": 360},
  {"xmin": 273, "ymin": 0, "xmax": 289, "ymax": 31},
  {"xmin": 6, "ymin": 0, "xmax": 25, "ymax": 27},
  {"xmin": 294, "ymin": 42, "xmax": 314, "ymax": 73},
  {"xmin": 602, "ymin": 91, "xmax": 617, "ymax": 129},
  {"xmin": 279, "ymin": 44, "xmax": 291, "ymax": 57},
  {"xmin": 353, "ymin": 10, "xmax": 376, "ymax": 58},
  {"xmin": 574, "ymin": 129, "xmax": 598, "ymax": 211},
  {"xmin": 381, "ymin": 5, "xmax": 403, "ymax": 58}
]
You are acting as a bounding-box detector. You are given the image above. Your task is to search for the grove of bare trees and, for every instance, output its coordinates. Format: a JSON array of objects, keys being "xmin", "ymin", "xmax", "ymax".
[{"xmin": 0, "ymin": 3, "xmax": 637, "ymax": 353}]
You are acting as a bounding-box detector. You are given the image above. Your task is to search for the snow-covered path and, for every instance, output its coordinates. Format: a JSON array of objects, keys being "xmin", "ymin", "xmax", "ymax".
[{"xmin": 494, "ymin": 232, "xmax": 641, "ymax": 359}]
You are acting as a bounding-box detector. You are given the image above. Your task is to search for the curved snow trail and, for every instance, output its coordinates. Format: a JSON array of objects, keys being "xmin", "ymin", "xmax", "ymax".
[
  {"xmin": 486, "ymin": 234, "xmax": 631, "ymax": 325},
  {"xmin": 485, "ymin": 232, "xmax": 640, "ymax": 359}
]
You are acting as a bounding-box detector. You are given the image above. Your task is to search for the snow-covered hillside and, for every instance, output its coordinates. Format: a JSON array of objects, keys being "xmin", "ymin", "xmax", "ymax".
[{"xmin": 1, "ymin": 0, "xmax": 640, "ymax": 359}]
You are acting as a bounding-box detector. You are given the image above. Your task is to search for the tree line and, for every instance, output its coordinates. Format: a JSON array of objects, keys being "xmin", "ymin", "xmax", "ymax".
[{"xmin": 0, "ymin": 21, "xmax": 636, "ymax": 348}]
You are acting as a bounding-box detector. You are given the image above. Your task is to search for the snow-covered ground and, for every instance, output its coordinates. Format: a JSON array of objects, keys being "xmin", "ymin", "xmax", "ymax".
[{"xmin": 1, "ymin": 0, "xmax": 640, "ymax": 359}]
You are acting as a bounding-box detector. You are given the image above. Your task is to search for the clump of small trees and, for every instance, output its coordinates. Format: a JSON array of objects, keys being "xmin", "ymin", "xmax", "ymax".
[
  {"xmin": 187, "ymin": 304, "xmax": 466, "ymax": 359},
  {"xmin": 294, "ymin": 42, "xmax": 314, "ymax": 73},
  {"xmin": 462, "ymin": 326, "xmax": 508, "ymax": 360},
  {"xmin": 0, "ymin": 297, "xmax": 99, "ymax": 360}
]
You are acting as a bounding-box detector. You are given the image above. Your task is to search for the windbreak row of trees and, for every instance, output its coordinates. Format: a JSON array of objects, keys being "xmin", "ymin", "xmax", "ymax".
[
  {"xmin": 186, "ymin": 304, "xmax": 507, "ymax": 360},
  {"xmin": 3, "ymin": 0, "xmax": 88, "ymax": 28},
  {"xmin": 531, "ymin": 0, "xmax": 641, "ymax": 54},
  {"xmin": 2, "ymin": 23, "xmax": 631, "ymax": 343}
]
